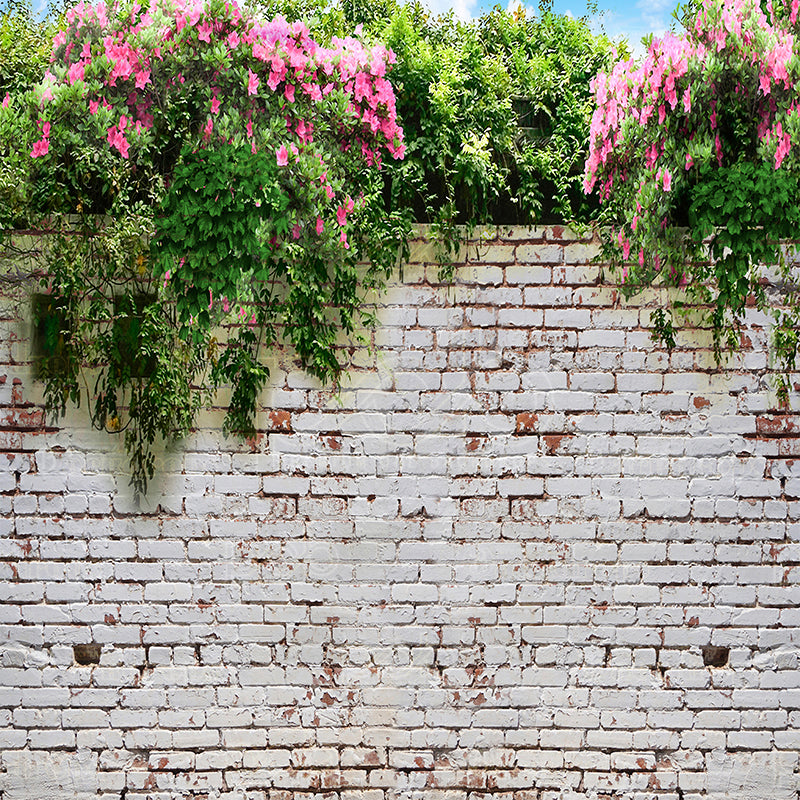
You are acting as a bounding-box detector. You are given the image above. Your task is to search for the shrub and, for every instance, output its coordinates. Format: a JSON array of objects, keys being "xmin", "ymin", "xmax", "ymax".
[
  {"xmin": 585, "ymin": 0, "xmax": 800, "ymax": 398},
  {"xmin": 380, "ymin": 2, "xmax": 620, "ymax": 261},
  {"xmin": 0, "ymin": 0, "xmax": 61, "ymax": 95},
  {"xmin": 2, "ymin": 0, "xmax": 407, "ymax": 490}
]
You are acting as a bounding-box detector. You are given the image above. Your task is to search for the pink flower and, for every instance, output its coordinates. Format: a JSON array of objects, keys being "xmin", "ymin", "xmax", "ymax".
[
  {"xmin": 336, "ymin": 206, "xmax": 347, "ymax": 225},
  {"xmin": 1, "ymin": 93, "xmax": 8, "ymax": 108},
  {"xmin": 106, "ymin": 124, "xmax": 130, "ymax": 158},
  {"xmin": 89, "ymin": 99, "xmax": 100, "ymax": 114},
  {"xmin": 292, "ymin": 223, "xmax": 301, "ymax": 239},
  {"xmin": 316, "ymin": 216, "xmax": 324, "ymax": 234},
  {"xmin": 284, "ymin": 83, "xmax": 295, "ymax": 102},
  {"xmin": 276, "ymin": 144, "xmax": 289, "ymax": 166},
  {"xmin": 682, "ymin": 88, "xmax": 691, "ymax": 113},
  {"xmin": 775, "ymin": 130, "xmax": 791, "ymax": 169},
  {"xmin": 30, "ymin": 138, "xmax": 49, "ymax": 158},
  {"xmin": 67, "ymin": 61, "xmax": 85, "ymax": 84},
  {"xmin": 42, "ymin": 121, "xmax": 51, "ymax": 137},
  {"xmin": 211, "ymin": 96, "xmax": 220, "ymax": 114},
  {"xmin": 134, "ymin": 69, "xmax": 150, "ymax": 90},
  {"xmin": 247, "ymin": 69, "xmax": 259, "ymax": 95}
]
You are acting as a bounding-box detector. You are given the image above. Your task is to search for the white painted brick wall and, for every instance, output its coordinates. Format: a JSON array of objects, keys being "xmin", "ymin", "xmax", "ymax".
[{"xmin": 1, "ymin": 226, "xmax": 799, "ymax": 799}]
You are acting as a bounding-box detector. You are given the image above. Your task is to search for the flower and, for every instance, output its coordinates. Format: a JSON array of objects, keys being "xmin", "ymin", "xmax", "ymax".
[
  {"xmin": 30, "ymin": 138, "xmax": 49, "ymax": 158},
  {"xmin": 276, "ymin": 144, "xmax": 289, "ymax": 166},
  {"xmin": 247, "ymin": 69, "xmax": 259, "ymax": 95}
]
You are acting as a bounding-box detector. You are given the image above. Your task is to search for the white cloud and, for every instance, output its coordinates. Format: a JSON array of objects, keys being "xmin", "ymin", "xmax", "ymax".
[
  {"xmin": 422, "ymin": 0, "xmax": 479, "ymax": 19},
  {"xmin": 417, "ymin": 0, "xmax": 676, "ymax": 57}
]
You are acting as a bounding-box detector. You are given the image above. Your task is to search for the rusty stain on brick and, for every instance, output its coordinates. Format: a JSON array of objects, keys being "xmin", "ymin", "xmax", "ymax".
[
  {"xmin": 515, "ymin": 412, "xmax": 538, "ymax": 433},
  {"xmin": 268, "ymin": 409, "xmax": 292, "ymax": 431}
]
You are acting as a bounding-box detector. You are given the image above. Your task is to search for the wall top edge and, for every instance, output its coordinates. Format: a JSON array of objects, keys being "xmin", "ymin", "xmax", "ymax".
[
  {"xmin": 1, "ymin": 221, "xmax": 599, "ymax": 243},
  {"xmin": 409, "ymin": 223, "xmax": 598, "ymax": 244}
]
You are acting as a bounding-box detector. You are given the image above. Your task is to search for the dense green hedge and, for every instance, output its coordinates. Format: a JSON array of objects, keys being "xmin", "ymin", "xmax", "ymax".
[
  {"xmin": 0, "ymin": 1, "xmax": 64, "ymax": 95},
  {"xmin": 0, "ymin": 0, "xmax": 622, "ymax": 492},
  {"xmin": 0, "ymin": 0, "xmax": 622, "ymax": 234}
]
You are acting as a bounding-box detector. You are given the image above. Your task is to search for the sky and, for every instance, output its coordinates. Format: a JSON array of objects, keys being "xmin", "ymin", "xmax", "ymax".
[
  {"xmin": 426, "ymin": 0, "xmax": 679, "ymax": 50},
  {"xmin": 25, "ymin": 0, "xmax": 676, "ymax": 50}
]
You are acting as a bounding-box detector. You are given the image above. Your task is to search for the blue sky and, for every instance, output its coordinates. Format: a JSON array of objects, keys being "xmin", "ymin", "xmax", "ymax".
[{"xmin": 429, "ymin": 0, "xmax": 679, "ymax": 49}]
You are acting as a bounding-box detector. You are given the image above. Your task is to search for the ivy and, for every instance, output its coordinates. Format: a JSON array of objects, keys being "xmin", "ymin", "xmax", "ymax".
[
  {"xmin": 585, "ymin": 0, "xmax": 800, "ymax": 401},
  {"xmin": 1, "ymin": 0, "xmax": 408, "ymax": 492}
]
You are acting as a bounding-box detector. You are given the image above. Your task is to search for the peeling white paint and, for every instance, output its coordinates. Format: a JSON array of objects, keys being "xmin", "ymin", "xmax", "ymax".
[
  {"xmin": 0, "ymin": 751, "xmax": 97, "ymax": 800},
  {"xmin": 707, "ymin": 751, "xmax": 799, "ymax": 800}
]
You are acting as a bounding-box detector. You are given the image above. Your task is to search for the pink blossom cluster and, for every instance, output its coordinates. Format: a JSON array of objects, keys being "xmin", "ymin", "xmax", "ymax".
[
  {"xmin": 44, "ymin": 0, "xmax": 404, "ymax": 168},
  {"xmin": 584, "ymin": 0, "xmax": 800, "ymax": 264},
  {"xmin": 583, "ymin": 30, "xmax": 702, "ymax": 199},
  {"xmin": 28, "ymin": 0, "xmax": 406, "ymax": 263},
  {"xmin": 30, "ymin": 121, "xmax": 51, "ymax": 158}
]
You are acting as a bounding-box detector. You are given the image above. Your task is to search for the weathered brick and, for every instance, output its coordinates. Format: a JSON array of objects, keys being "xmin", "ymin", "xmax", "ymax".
[{"xmin": 0, "ymin": 227, "xmax": 796, "ymax": 800}]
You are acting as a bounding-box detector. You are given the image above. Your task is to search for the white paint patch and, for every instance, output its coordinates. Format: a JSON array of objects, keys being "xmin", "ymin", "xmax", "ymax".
[
  {"xmin": 706, "ymin": 751, "xmax": 798, "ymax": 800},
  {"xmin": 0, "ymin": 751, "xmax": 97, "ymax": 800}
]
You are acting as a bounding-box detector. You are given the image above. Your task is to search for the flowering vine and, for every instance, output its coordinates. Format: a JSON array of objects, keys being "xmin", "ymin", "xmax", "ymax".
[
  {"xmin": 585, "ymin": 0, "xmax": 800, "ymax": 399},
  {"xmin": 0, "ymin": 0, "xmax": 409, "ymax": 491}
]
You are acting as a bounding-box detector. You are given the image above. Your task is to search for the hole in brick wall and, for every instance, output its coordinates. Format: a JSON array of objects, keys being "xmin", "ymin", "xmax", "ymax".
[
  {"xmin": 73, "ymin": 643, "xmax": 102, "ymax": 665},
  {"xmin": 702, "ymin": 645, "xmax": 729, "ymax": 667}
]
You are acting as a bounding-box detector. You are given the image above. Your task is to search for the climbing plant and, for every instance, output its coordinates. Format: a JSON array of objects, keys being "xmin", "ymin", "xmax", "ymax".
[
  {"xmin": 585, "ymin": 0, "xmax": 800, "ymax": 399},
  {"xmin": 1, "ymin": 0, "xmax": 408, "ymax": 491}
]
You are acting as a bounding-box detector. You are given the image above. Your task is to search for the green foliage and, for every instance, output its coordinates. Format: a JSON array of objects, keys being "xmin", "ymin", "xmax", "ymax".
[
  {"xmin": 155, "ymin": 144, "xmax": 290, "ymax": 341},
  {"xmin": 39, "ymin": 214, "xmax": 208, "ymax": 494},
  {"xmin": 587, "ymin": 0, "xmax": 800, "ymax": 402},
  {"xmin": 0, "ymin": 0, "xmax": 61, "ymax": 95},
  {"xmin": 379, "ymin": 2, "xmax": 620, "ymax": 256}
]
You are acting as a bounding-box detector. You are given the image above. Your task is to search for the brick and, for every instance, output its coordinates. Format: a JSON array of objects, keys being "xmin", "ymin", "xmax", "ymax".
[{"xmin": 0, "ymin": 227, "xmax": 797, "ymax": 798}]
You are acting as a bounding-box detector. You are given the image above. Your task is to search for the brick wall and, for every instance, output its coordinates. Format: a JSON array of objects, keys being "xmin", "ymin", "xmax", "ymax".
[{"xmin": 1, "ymin": 226, "xmax": 799, "ymax": 800}]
